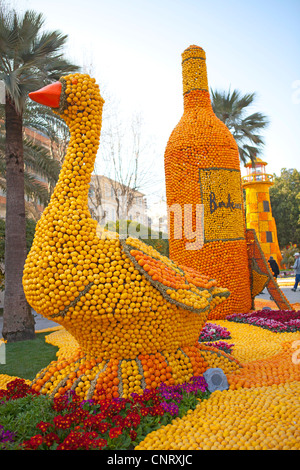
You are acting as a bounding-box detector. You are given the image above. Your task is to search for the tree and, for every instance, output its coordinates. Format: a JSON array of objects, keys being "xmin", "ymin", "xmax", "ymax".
[
  {"xmin": 99, "ymin": 110, "xmax": 154, "ymax": 220},
  {"xmin": 104, "ymin": 219, "xmax": 169, "ymax": 257},
  {"xmin": 269, "ymin": 168, "xmax": 300, "ymax": 248},
  {"xmin": 88, "ymin": 175, "xmax": 107, "ymax": 225},
  {"xmin": 24, "ymin": 100, "xmax": 69, "ymax": 165},
  {"xmin": 0, "ymin": 6, "xmax": 79, "ymax": 342},
  {"xmin": 211, "ymin": 89, "xmax": 269, "ymax": 165},
  {"xmin": 0, "ymin": 105, "xmax": 61, "ymax": 220},
  {"xmin": 0, "ymin": 217, "xmax": 36, "ymax": 291},
  {"xmin": 281, "ymin": 244, "xmax": 300, "ymax": 270}
]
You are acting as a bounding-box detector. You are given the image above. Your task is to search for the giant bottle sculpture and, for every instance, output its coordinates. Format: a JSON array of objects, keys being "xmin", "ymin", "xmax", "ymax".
[{"xmin": 164, "ymin": 45, "xmax": 252, "ymax": 318}]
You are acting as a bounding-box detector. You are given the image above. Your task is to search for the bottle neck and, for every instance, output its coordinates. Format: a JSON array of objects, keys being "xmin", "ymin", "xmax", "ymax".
[
  {"xmin": 181, "ymin": 45, "xmax": 213, "ymax": 111},
  {"xmin": 183, "ymin": 89, "xmax": 213, "ymax": 112}
]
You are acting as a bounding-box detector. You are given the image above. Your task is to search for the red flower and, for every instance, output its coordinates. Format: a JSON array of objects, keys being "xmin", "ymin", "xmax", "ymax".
[
  {"xmin": 43, "ymin": 432, "xmax": 60, "ymax": 447},
  {"xmin": 53, "ymin": 414, "xmax": 73, "ymax": 429},
  {"xmin": 0, "ymin": 379, "xmax": 39, "ymax": 402},
  {"xmin": 129, "ymin": 430, "xmax": 137, "ymax": 441},
  {"xmin": 36, "ymin": 421, "xmax": 53, "ymax": 433},
  {"xmin": 150, "ymin": 405, "xmax": 164, "ymax": 416},
  {"xmin": 95, "ymin": 437, "xmax": 107, "ymax": 449},
  {"xmin": 124, "ymin": 411, "xmax": 141, "ymax": 428},
  {"xmin": 23, "ymin": 434, "xmax": 43, "ymax": 450},
  {"xmin": 140, "ymin": 406, "xmax": 149, "ymax": 416},
  {"xmin": 109, "ymin": 426, "xmax": 122, "ymax": 439},
  {"xmin": 111, "ymin": 415, "xmax": 125, "ymax": 428},
  {"xmin": 98, "ymin": 422, "xmax": 111, "ymax": 434}
]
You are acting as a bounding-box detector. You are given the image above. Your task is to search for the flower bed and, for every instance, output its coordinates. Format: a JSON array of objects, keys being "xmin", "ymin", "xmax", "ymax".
[
  {"xmin": 1, "ymin": 318, "xmax": 300, "ymax": 450},
  {"xmin": 0, "ymin": 376, "xmax": 209, "ymax": 450},
  {"xmin": 226, "ymin": 310, "xmax": 300, "ymax": 333},
  {"xmin": 199, "ymin": 322, "xmax": 231, "ymax": 342},
  {"xmin": 199, "ymin": 323, "xmax": 234, "ymax": 354}
]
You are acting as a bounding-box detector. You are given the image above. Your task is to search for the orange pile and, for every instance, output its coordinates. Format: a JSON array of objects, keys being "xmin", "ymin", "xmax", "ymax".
[
  {"xmin": 228, "ymin": 340, "xmax": 300, "ymax": 389},
  {"xmin": 30, "ymin": 341, "xmax": 240, "ymax": 401}
]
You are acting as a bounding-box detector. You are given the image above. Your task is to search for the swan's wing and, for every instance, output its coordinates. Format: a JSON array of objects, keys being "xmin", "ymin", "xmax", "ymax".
[{"xmin": 120, "ymin": 236, "xmax": 230, "ymax": 314}]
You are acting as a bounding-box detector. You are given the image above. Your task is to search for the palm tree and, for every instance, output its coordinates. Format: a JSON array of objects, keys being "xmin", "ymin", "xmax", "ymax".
[
  {"xmin": 24, "ymin": 100, "xmax": 70, "ymax": 165},
  {"xmin": 0, "ymin": 105, "xmax": 61, "ymax": 218},
  {"xmin": 0, "ymin": 7, "xmax": 79, "ymax": 342},
  {"xmin": 211, "ymin": 89, "xmax": 269, "ymax": 165}
]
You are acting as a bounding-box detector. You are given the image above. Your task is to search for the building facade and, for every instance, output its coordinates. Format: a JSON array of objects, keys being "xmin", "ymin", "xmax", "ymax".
[{"xmin": 88, "ymin": 174, "xmax": 148, "ymax": 226}]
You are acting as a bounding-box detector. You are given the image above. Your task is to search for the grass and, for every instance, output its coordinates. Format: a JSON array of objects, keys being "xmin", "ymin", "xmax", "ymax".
[{"xmin": 0, "ymin": 332, "xmax": 59, "ymax": 381}]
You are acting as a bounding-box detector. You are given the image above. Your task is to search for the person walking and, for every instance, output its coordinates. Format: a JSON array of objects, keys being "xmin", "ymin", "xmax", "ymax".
[
  {"xmin": 268, "ymin": 256, "xmax": 280, "ymax": 300},
  {"xmin": 268, "ymin": 256, "xmax": 280, "ymax": 279},
  {"xmin": 291, "ymin": 252, "xmax": 300, "ymax": 292}
]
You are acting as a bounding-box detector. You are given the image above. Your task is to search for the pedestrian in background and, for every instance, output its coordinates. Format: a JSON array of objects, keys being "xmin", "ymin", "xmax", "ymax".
[
  {"xmin": 268, "ymin": 256, "xmax": 280, "ymax": 279},
  {"xmin": 291, "ymin": 252, "xmax": 300, "ymax": 292}
]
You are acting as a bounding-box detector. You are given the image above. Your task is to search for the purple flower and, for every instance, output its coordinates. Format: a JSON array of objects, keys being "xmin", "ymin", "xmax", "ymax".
[
  {"xmin": 226, "ymin": 309, "xmax": 300, "ymax": 333},
  {"xmin": 0, "ymin": 425, "xmax": 15, "ymax": 444},
  {"xmin": 157, "ymin": 383, "xmax": 183, "ymax": 402},
  {"xmin": 161, "ymin": 401, "xmax": 179, "ymax": 416}
]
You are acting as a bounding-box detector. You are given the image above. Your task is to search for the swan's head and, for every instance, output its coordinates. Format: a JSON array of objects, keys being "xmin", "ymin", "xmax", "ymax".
[{"xmin": 29, "ymin": 73, "xmax": 104, "ymax": 122}]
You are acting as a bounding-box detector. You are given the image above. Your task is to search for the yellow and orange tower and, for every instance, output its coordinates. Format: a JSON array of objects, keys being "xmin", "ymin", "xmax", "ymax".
[{"xmin": 242, "ymin": 157, "xmax": 282, "ymax": 267}]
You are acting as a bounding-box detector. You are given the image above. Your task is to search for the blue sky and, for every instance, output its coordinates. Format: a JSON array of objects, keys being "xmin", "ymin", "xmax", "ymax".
[{"xmin": 16, "ymin": 0, "xmax": 300, "ymax": 202}]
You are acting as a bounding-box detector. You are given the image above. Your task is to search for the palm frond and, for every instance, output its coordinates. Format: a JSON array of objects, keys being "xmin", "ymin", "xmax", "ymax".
[
  {"xmin": 18, "ymin": 10, "xmax": 44, "ymax": 49},
  {"xmin": 23, "ymin": 171, "xmax": 50, "ymax": 205},
  {"xmin": 0, "ymin": 7, "xmax": 79, "ymax": 112},
  {"xmin": 241, "ymin": 112, "xmax": 269, "ymax": 129},
  {"xmin": 211, "ymin": 87, "xmax": 269, "ymax": 164},
  {"xmin": 23, "ymin": 137, "xmax": 61, "ymax": 184}
]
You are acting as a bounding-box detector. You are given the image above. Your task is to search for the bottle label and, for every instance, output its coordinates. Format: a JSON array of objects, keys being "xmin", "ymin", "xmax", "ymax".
[{"xmin": 199, "ymin": 167, "xmax": 245, "ymax": 242}]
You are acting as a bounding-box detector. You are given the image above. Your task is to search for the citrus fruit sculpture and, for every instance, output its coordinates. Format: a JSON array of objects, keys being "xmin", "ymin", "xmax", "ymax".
[
  {"xmin": 164, "ymin": 45, "xmax": 252, "ymax": 319},
  {"xmin": 164, "ymin": 45, "xmax": 293, "ymax": 318},
  {"xmin": 23, "ymin": 73, "xmax": 239, "ymax": 401}
]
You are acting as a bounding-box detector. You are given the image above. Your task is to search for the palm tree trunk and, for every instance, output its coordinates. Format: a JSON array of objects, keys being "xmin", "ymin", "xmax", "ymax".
[{"xmin": 2, "ymin": 94, "xmax": 35, "ymax": 342}]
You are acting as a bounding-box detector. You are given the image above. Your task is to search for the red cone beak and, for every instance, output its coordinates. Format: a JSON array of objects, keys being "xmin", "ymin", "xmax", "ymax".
[{"xmin": 29, "ymin": 81, "xmax": 62, "ymax": 108}]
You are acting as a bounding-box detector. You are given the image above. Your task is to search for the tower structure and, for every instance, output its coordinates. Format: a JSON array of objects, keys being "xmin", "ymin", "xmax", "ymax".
[{"xmin": 242, "ymin": 157, "xmax": 282, "ymax": 267}]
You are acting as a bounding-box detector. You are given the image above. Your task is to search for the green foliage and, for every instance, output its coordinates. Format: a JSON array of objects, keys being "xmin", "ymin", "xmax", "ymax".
[
  {"xmin": 281, "ymin": 244, "xmax": 300, "ymax": 269},
  {"xmin": 0, "ymin": 103, "xmax": 61, "ymax": 209},
  {"xmin": 104, "ymin": 219, "xmax": 169, "ymax": 257},
  {"xmin": 0, "ymin": 6, "xmax": 80, "ymax": 113},
  {"xmin": 0, "ymin": 394, "xmax": 55, "ymax": 449},
  {"xmin": 0, "ymin": 377, "xmax": 210, "ymax": 450},
  {"xmin": 25, "ymin": 218, "xmax": 37, "ymax": 253},
  {"xmin": 0, "ymin": 4, "xmax": 78, "ymax": 214},
  {"xmin": 269, "ymin": 168, "xmax": 300, "ymax": 248},
  {"xmin": 211, "ymin": 88, "xmax": 269, "ymax": 165}
]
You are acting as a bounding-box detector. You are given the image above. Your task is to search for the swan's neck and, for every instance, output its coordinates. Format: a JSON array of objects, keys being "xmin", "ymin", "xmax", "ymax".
[{"xmin": 51, "ymin": 109, "xmax": 102, "ymax": 208}]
